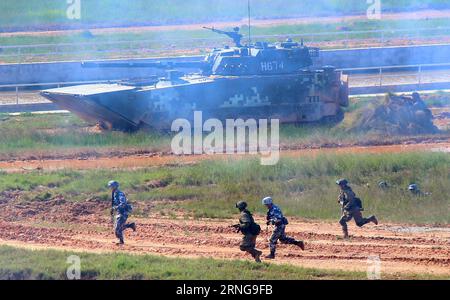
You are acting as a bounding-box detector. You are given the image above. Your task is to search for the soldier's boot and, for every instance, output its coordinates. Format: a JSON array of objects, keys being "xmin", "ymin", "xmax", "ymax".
[
  {"xmin": 128, "ymin": 222, "xmax": 137, "ymax": 232},
  {"xmin": 370, "ymin": 216, "xmax": 378, "ymax": 225},
  {"xmin": 294, "ymin": 240, "xmax": 305, "ymax": 250},
  {"xmin": 342, "ymin": 227, "xmax": 349, "ymax": 239},
  {"xmin": 255, "ymin": 250, "xmax": 262, "ymax": 263},
  {"xmin": 265, "ymin": 250, "xmax": 276, "ymax": 259},
  {"xmin": 339, "ymin": 217, "xmax": 349, "ymax": 238},
  {"xmin": 250, "ymin": 249, "xmax": 262, "ymax": 263}
]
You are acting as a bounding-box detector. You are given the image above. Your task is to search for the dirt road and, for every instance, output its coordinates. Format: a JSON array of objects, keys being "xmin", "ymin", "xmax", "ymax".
[{"xmin": 0, "ymin": 197, "xmax": 449, "ymax": 277}]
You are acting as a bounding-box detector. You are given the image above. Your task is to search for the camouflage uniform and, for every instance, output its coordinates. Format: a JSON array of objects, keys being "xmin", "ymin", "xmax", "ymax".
[
  {"xmin": 338, "ymin": 186, "xmax": 376, "ymax": 238},
  {"xmin": 267, "ymin": 204, "xmax": 302, "ymax": 254},
  {"xmin": 238, "ymin": 209, "xmax": 262, "ymax": 261},
  {"xmin": 112, "ymin": 190, "xmax": 135, "ymax": 244}
]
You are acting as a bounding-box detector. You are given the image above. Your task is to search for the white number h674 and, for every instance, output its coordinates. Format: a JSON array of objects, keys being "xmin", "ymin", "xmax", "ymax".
[{"xmin": 261, "ymin": 61, "xmax": 283, "ymax": 72}]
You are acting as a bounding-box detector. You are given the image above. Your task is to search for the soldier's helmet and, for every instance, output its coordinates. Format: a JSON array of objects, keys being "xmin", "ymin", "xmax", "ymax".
[
  {"xmin": 378, "ymin": 181, "xmax": 388, "ymax": 188},
  {"xmin": 108, "ymin": 180, "xmax": 119, "ymax": 189},
  {"xmin": 262, "ymin": 197, "xmax": 273, "ymax": 205},
  {"xmin": 235, "ymin": 201, "xmax": 247, "ymax": 210},
  {"xmin": 408, "ymin": 184, "xmax": 418, "ymax": 191},
  {"xmin": 336, "ymin": 179, "xmax": 348, "ymax": 186}
]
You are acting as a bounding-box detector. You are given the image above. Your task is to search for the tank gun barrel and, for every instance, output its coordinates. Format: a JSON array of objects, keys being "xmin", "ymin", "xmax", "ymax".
[
  {"xmin": 81, "ymin": 61, "xmax": 206, "ymax": 69},
  {"xmin": 82, "ymin": 62, "xmax": 164, "ymax": 68},
  {"xmin": 203, "ymin": 26, "xmax": 220, "ymax": 33},
  {"xmin": 202, "ymin": 26, "xmax": 243, "ymax": 47}
]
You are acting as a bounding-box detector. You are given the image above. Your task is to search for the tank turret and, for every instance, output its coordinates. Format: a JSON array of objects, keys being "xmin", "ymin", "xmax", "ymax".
[{"xmin": 82, "ymin": 27, "xmax": 318, "ymax": 77}]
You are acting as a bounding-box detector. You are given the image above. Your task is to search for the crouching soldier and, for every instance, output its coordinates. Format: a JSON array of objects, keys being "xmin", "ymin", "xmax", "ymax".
[
  {"xmin": 336, "ymin": 179, "xmax": 378, "ymax": 239},
  {"xmin": 108, "ymin": 181, "xmax": 136, "ymax": 245},
  {"xmin": 262, "ymin": 197, "xmax": 304, "ymax": 259},
  {"xmin": 232, "ymin": 201, "xmax": 262, "ymax": 263}
]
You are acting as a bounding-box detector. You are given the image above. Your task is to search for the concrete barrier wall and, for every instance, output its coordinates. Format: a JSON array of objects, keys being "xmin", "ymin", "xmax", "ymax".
[
  {"xmin": 318, "ymin": 44, "xmax": 450, "ymax": 68},
  {"xmin": 0, "ymin": 56, "xmax": 201, "ymax": 85},
  {"xmin": 1, "ymin": 44, "xmax": 450, "ymax": 85}
]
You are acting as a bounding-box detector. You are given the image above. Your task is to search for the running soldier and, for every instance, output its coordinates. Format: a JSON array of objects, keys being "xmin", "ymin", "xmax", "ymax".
[
  {"xmin": 336, "ymin": 179, "xmax": 378, "ymax": 239},
  {"xmin": 262, "ymin": 197, "xmax": 304, "ymax": 259},
  {"xmin": 108, "ymin": 181, "xmax": 136, "ymax": 245},
  {"xmin": 232, "ymin": 201, "xmax": 262, "ymax": 263}
]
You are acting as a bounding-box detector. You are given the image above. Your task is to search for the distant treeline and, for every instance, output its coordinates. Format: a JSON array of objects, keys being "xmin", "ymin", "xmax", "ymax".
[{"xmin": 1, "ymin": 0, "xmax": 450, "ymax": 30}]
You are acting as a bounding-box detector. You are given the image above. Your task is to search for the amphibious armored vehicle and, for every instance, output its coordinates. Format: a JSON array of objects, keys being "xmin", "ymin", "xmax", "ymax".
[{"xmin": 41, "ymin": 27, "xmax": 349, "ymax": 131}]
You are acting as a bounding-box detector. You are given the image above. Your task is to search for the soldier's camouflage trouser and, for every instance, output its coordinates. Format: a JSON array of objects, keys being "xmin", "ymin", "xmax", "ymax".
[
  {"xmin": 339, "ymin": 209, "xmax": 373, "ymax": 236},
  {"xmin": 240, "ymin": 234, "xmax": 260, "ymax": 258},
  {"xmin": 269, "ymin": 224, "xmax": 298, "ymax": 253},
  {"xmin": 114, "ymin": 214, "xmax": 133, "ymax": 242}
]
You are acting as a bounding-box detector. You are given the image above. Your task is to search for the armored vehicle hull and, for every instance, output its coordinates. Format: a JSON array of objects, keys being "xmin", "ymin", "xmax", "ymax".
[
  {"xmin": 41, "ymin": 26, "xmax": 349, "ymax": 130},
  {"xmin": 42, "ymin": 69, "xmax": 348, "ymax": 131}
]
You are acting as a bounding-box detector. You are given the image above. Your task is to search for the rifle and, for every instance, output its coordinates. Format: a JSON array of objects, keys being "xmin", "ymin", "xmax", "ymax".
[
  {"xmin": 111, "ymin": 191, "xmax": 115, "ymax": 224},
  {"xmin": 230, "ymin": 224, "xmax": 241, "ymax": 233},
  {"xmin": 266, "ymin": 212, "xmax": 272, "ymax": 233},
  {"xmin": 110, "ymin": 208, "xmax": 115, "ymax": 224}
]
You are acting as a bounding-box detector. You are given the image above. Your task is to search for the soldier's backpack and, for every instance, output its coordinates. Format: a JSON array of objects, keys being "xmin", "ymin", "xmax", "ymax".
[
  {"xmin": 126, "ymin": 203, "xmax": 133, "ymax": 213},
  {"xmin": 249, "ymin": 222, "xmax": 261, "ymax": 236},
  {"xmin": 354, "ymin": 197, "xmax": 363, "ymax": 211},
  {"xmin": 245, "ymin": 211, "xmax": 261, "ymax": 236}
]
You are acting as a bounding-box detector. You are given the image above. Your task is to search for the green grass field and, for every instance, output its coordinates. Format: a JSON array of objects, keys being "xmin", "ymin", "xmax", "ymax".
[
  {"xmin": 1, "ymin": 152, "xmax": 449, "ymax": 224},
  {"xmin": 1, "ymin": 1, "xmax": 450, "ymax": 62},
  {"xmin": 1, "ymin": 17, "xmax": 450, "ymax": 63},
  {"xmin": 3, "ymin": 16, "xmax": 450, "ymax": 47},
  {"xmin": 0, "ymin": 112, "xmax": 172, "ymax": 159},
  {"xmin": 1, "ymin": 245, "xmax": 447, "ymax": 280},
  {"xmin": 0, "ymin": 111, "xmax": 445, "ymax": 160},
  {"xmin": 0, "ymin": 245, "xmax": 363, "ymax": 280},
  {"xmin": 2, "ymin": 0, "xmax": 449, "ymax": 29}
]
